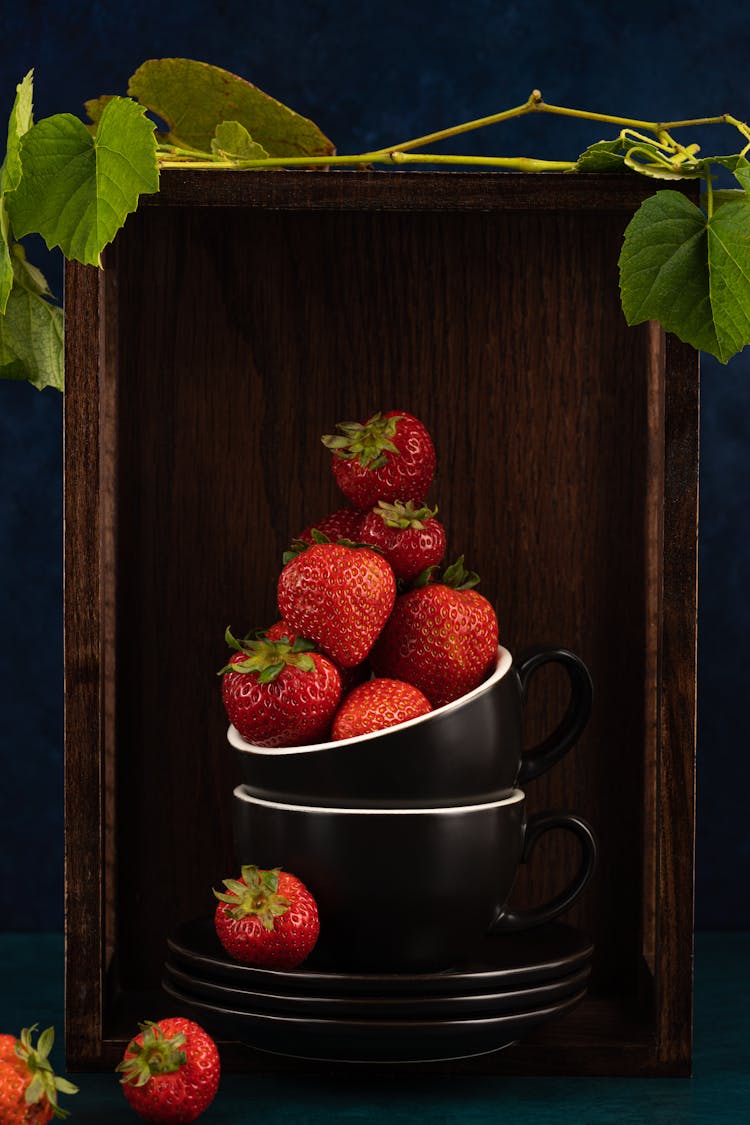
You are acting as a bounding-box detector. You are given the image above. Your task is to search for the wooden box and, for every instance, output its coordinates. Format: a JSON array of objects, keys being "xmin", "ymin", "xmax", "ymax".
[{"xmin": 64, "ymin": 171, "xmax": 697, "ymax": 1076}]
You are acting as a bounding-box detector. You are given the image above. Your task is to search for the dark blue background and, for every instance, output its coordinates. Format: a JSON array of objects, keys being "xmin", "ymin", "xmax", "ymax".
[{"xmin": 1, "ymin": 1, "xmax": 748, "ymax": 930}]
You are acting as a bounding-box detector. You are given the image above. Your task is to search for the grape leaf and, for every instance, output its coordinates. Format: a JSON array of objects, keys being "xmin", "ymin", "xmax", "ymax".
[
  {"xmin": 211, "ymin": 121, "xmax": 269, "ymax": 161},
  {"xmin": 1, "ymin": 71, "xmax": 35, "ymax": 313},
  {"xmin": 2, "ymin": 69, "xmax": 34, "ymax": 194},
  {"xmin": 7, "ymin": 96, "xmax": 158, "ymax": 266},
  {"xmin": 11, "ymin": 241, "xmax": 54, "ymax": 298},
  {"xmin": 128, "ymin": 58, "xmax": 335, "ymax": 158},
  {"xmin": 83, "ymin": 94, "xmax": 115, "ymax": 127},
  {"xmin": 709, "ymin": 188, "xmax": 748, "ymax": 210},
  {"xmin": 0, "ymin": 281, "xmax": 63, "ymax": 390},
  {"xmin": 0, "ymin": 198, "xmax": 11, "ymax": 315},
  {"xmin": 619, "ymin": 189, "xmax": 750, "ymax": 363},
  {"xmin": 573, "ymin": 139, "xmax": 628, "ymax": 172},
  {"xmin": 709, "ymin": 154, "xmax": 750, "ymax": 191}
]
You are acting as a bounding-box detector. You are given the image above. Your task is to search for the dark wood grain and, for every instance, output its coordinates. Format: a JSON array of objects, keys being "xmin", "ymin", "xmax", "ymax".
[
  {"xmin": 145, "ymin": 169, "xmax": 694, "ymax": 212},
  {"xmin": 64, "ymin": 172, "xmax": 698, "ymax": 1076},
  {"xmin": 64, "ymin": 262, "xmax": 105, "ymax": 1063},
  {"xmin": 655, "ymin": 332, "xmax": 699, "ymax": 1072}
]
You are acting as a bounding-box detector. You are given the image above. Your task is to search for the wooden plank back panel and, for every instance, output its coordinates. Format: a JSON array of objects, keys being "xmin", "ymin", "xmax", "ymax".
[{"xmin": 112, "ymin": 203, "xmax": 648, "ymax": 986}]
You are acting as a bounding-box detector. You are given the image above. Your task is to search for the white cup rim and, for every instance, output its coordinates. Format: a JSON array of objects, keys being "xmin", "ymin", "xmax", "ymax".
[
  {"xmin": 227, "ymin": 644, "xmax": 513, "ymax": 756},
  {"xmin": 232, "ymin": 784, "xmax": 525, "ymax": 815}
]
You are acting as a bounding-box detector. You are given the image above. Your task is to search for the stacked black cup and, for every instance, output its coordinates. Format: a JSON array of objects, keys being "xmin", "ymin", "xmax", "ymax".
[
  {"xmin": 162, "ymin": 643, "xmax": 597, "ymax": 1061},
  {"xmin": 229, "ymin": 643, "xmax": 597, "ymax": 973}
]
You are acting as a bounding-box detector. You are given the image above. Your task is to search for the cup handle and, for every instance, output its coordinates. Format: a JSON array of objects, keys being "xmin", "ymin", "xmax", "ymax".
[
  {"xmin": 516, "ymin": 646, "xmax": 593, "ymax": 785},
  {"xmin": 490, "ymin": 811, "xmax": 598, "ymax": 933}
]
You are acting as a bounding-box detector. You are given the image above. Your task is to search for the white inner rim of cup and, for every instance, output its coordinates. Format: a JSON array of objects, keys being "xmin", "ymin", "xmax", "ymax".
[
  {"xmin": 227, "ymin": 644, "xmax": 513, "ymax": 756},
  {"xmin": 233, "ymin": 785, "xmax": 525, "ymax": 815}
]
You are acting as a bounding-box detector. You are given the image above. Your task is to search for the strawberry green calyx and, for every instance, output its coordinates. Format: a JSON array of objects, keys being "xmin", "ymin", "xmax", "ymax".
[
  {"xmin": 322, "ymin": 411, "xmax": 405, "ymax": 470},
  {"xmin": 411, "ymin": 565, "xmax": 439, "ymax": 588},
  {"xmin": 373, "ymin": 499, "xmax": 437, "ymax": 530},
  {"xmin": 117, "ymin": 1023, "xmax": 187, "ymax": 1088},
  {"xmin": 283, "ymin": 529, "xmax": 384, "ymax": 566},
  {"xmin": 214, "ymin": 865, "xmax": 291, "ymax": 929},
  {"xmin": 282, "ymin": 527, "xmax": 332, "ymax": 565},
  {"xmin": 219, "ymin": 629, "xmax": 317, "ymax": 681},
  {"xmin": 441, "ymin": 555, "xmax": 481, "ymax": 591},
  {"xmin": 14, "ymin": 1025, "xmax": 78, "ymax": 1119}
]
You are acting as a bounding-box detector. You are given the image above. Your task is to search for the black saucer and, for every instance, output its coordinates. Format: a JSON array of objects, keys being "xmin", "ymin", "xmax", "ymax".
[
  {"xmin": 163, "ymin": 958, "xmax": 592, "ymax": 1019},
  {"xmin": 160, "ymin": 976, "xmax": 588, "ymax": 1063},
  {"xmin": 167, "ymin": 917, "xmax": 594, "ymax": 998}
]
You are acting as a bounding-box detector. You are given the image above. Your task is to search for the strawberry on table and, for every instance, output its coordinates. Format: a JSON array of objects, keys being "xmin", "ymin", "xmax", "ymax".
[
  {"xmin": 117, "ymin": 1018, "xmax": 219, "ymax": 1123},
  {"xmin": 0, "ymin": 1026, "xmax": 77, "ymax": 1122},
  {"xmin": 220, "ymin": 630, "xmax": 341, "ymax": 747},
  {"xmin": 332, "ymin": 677, "xmax": 432, "ymax": 740},
  {"xmin": 278, "ymin": 542, "xmax": 396, "ymax": 667},
  {"xmin": 322, "ymin": 410, "xmax": 436, "ymax": 509},
  {"xmin": 214, "ymin": 865, "xmax": 320, "ymax": 968},
  {"xmin": 371, "ymin": 556, "xmax": 499, "ymax": 708},
  {"xmin": 358, "ymin": 499, "xmax": 446, "ymax": 583}
]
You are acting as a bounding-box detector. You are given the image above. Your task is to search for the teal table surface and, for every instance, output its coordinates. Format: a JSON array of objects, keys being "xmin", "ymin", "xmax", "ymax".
[{"xmin": 0, "ymin": 932, "xmax": 748, "ymax": 1123}]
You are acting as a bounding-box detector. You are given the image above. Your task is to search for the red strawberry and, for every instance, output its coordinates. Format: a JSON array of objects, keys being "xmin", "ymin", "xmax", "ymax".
[
  {"xmin": 278, "ymin": 543, "xmax": 396, "ymax": 667},
  {"xmin": 297, "ymin": 506, "xmax": 364, "ymax": 544},
  {"xmin": 332, "ymin": 677, "xmax": 432, "ymax": 740},
  {"xmin": 265, "ymin": 619, "xmax": 370, "ymax": 697},
  {"xmin": 220, "ymin": 630, "xmax": 341, "ymax": 746},
  {"xmin": 265, "ymin": 620, "xmax": 297, "ymax": 643},
  {"xmin": 117, "ymin": 1018, "xmax": 219, "ymax": 1123},
  {"xmin": 0, "ymin": 1026, "xmax": 78, "ymax": 1123},
  {"xmin": 322, "ymin": 410, "xmax": 436, "ymax": 508},
  {"xmin": 358, "ymin": 500, "xmax": 446, "ymax": 583},
  {"xmin": 214, "ymin": 865, "xmax": 320, "ymax": 968},
  {"xmin": 371, "ymin": 557, "xmax": 499, "ymax": 708}
]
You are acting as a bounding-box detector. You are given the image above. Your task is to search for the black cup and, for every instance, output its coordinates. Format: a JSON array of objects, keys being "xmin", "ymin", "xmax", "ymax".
[
  {"xmin": 229, "ymin": 645, "xmax": 593, "ymax": 808},
  {"xmin": 231, "ymin": 785, "xmax": 597, "ymax": 972}
]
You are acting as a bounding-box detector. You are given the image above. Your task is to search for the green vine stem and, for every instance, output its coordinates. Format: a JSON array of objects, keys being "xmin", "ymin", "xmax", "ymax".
[
  {"xmin": 155, "ymin": 89, "xmax": 750, "ymax": 175},
  {"xmin": 4, "ymin": 66, "xmax": 750, "ymax": 388}
]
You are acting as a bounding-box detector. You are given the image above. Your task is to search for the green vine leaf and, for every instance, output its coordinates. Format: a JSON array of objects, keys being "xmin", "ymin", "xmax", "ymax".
[
  {"xmin": 708, "ymin": 188, "xmax": 748, "ymax": 211},
  {"xmin": 211, "ymin": 121, "xmax": 269, "ymax": 161},
  {"xmin": 709, "ymin": 154, "xmax": 750, "ymax": 191},
  {"xmin": 83, "ymin": 94, "xmax": 115, "ymax": 128},
  {"xmin": 572, "ymin": 138, "xmax": 628, "ymax": 172},
  {"xmin": 619, "ymin": 189, "xmax": 750, "ymax": 363},
  {"xmin": 0, "ymin": 281, "xmax": 63, "ymax": 390},
  {"xmin": 1, "ymin": 70, "xmax": 35, "ymax": 314},
  {"xmin": 7, "ymin": 96, "xmax": 158, "ymax": 266},
  {"xmin": 2, "ymin": 69, "xmax": 34, "ymax": 194},
  {"xmin": 128, "ymin": 58, "xmax": 335, "ymax": 158},
  {"xmin": 11, "ymin": 241, "xmax": 54, "ymax": 298},
  {"xmin": 0, "ymin": 199, "xmax": 12, "ymax": 315}
]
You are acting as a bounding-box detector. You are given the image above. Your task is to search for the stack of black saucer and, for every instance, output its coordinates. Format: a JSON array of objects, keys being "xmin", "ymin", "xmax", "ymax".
[{"xmin": 163, "ymin": 918, "xmax": 593, "ymax": 1063}]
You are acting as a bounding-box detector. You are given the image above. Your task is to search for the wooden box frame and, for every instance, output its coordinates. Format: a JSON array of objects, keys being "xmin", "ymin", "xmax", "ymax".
[{"xmin": 64, "ymin": 171, "xmax": 697, "ymax": 1076}]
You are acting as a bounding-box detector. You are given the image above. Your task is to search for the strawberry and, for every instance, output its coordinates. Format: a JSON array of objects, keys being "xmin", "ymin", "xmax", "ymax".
[
  {"xmin": 266, "ymin": 619, "xmax": 370, "ymax": 698},
  {"xmin": 371, "ymin": 557, "xmax": 499, "ymax": 708},
  {"xmin": 264, "ymin": 620, "xmax": 298, "ymax": 643},
  {"xmin": 322, "ymin": 410, "xmax": 436, "ymax": 508},
  {"xmin": 277, "ymin": 542, "xmax": 396, "ymax": 667},
  {"xmin": 214, "ymin": 864, "xmax": 320, "ymax": 968},
  {"xmin": 332, "ymin": 677, "xmax": 432, "ymax": 740},
  {"xmin": 220, "ymin": 630, "xmax": 341, "ymax": 746},
  {"xmin": 297, "ymin": 506, "xmax": 364, "ymax": 544},
  {"xmin": 117, "ymin": 1018, "xmax": 219, "ymax": 1123},
  {"xmin": 0, "ymin": 1026, "xmax": 78, "ymax": 1122},
  {"xmin": 358, "ymin": 500, "xmax": 446, "ymax": 583}
]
